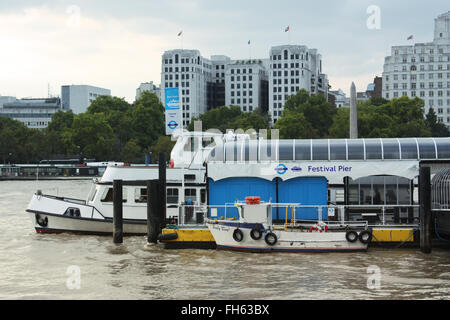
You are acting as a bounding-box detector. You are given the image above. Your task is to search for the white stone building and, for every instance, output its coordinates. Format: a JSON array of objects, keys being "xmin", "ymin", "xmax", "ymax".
[
  {"xmin": 225, "ymin": 59, "xmax": 268, "ymax": 113},
  {"xmin": 161, "ymin": 50, "xmax": 213, "ymax": 127},
  {"xmin": 329, "ymin": 89, "xmax": 349, "ymax": 108},
  {"xmin": 382, "ymin": 11, "xmax": 450, "ymax": 126},
  {"xmin": 136, "ymin": 82, "xmax": 161, "ymax": 101},
  {"xmin": 269, "ymin": 45, "xmax": 329, "ymax": 123},
  {"xmin": 161, "ymin": 45, "xmax": 329, "ymax": 128},
  {"xmin": 61, "ymin": 85, "xmax": 111, "ymax": 114}
]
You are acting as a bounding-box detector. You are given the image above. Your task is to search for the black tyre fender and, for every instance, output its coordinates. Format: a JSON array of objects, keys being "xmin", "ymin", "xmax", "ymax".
[
  {"xmin": 264, "ymin": 232, "xmax": 278, "ymax": 246},
  {"xmin": 35, "ymin": 214, "xmax": 48, "ymax": 227},
  {"xmin": 233, "ymin": 229, "xmax": 244, "ymax": 242},
  {"xmin": 345, "ymin": 230, "xmax": 358, "ymax": 243},
  {"xmin": 359, "ymin": 230, "xmax": 373, "ymax": 244},
  {"xmin": 250, "ymin": 227, "xmax": 263, "ymax": 240},
  {"xmin": 157, "ymin": 232, "xmax": 178, "ymax": 241}
]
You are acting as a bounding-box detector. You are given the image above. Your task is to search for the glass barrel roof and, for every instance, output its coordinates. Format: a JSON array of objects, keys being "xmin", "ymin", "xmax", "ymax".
[{"xmin": 207, "ymin": 138, "xmax": 450, "ymax": 162}]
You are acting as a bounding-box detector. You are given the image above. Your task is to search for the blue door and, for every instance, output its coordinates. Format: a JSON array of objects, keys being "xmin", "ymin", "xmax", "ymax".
[
  {"xmin": 208, "ymin": 177, "xmax": 276, "ymax": 219},
  {"xmin": 278, "ymin": 177, "xmax": 328, "ymax": 220}
]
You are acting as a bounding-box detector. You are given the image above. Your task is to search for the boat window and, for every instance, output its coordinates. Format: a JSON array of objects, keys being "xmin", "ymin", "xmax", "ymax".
[
  {"xmin": 167, "ymin": 188, "xmax": 179, "ymax": 204},
  {"xmin": 202, "ymin": 137, "xmax": 215, "ymax": 148},
  {"xmin": 435, "ymin": 138, "xmax": 450, "ymax": 159},
  {"xmin": 184, "ymin": 137, "xmax": 197, "ymax": 152},
  {"xmin": 185, "ymin": 189, "xmax": 197, "ymax": 203},
  {"xmin": 279, "ymin": 140, "xmax": 293, "ymax": 160},
  {"xmin": 365, "ymin": 139, "xmax": 382, "ymax": 160},
  {"xmin": 200, "ymin": 189, "xmax": 206, "ymax": 204},
  {"xmin": 101, "ymin": 187, "xmax": 127, "ymax": 203},
  {"xmin": 134, "ymin": 188, "xmax": 147, "ymax": 203},
  {"xmin": 88, "ymin": 186, "xmax": 97, "ymax": 202},
  {"xmin": 399, "ymin": 139, "xmax": 418, "ymax": 159},
  {"xmin": 330, "ymin": 139, "xmax": 346, "ymax": 160},
  {"xmin": 418, "ymin": 138, "xmax": 436, "ymax": 159},
  {"xmin": 382, "ymin": 139, "xmax": 400, "ymax": 160},
  {"xmin": 347, "ymin": 140, "xmax": 364, "ymax": 160},
  {"xmin": 295, "ymin": 140, "xmax": 311, "ymax": 160},
  {"xmin": 101, "ymin": 188, "xmax": 113, "ymax": 202},
  {"xmin": 312, "ymin": 140, "xmax": 329, "ymax": 160}
]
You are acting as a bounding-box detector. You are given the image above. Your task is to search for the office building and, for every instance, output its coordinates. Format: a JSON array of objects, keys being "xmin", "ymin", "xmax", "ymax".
[
  {"xmin": 136, "ymin": 82, "xmax": 161, "ymax": 101},
  {"xmin": 0, "ymin": 97, "xmax": 61, "ymax": 129},
  {"xmin": 269, "ymin": 45, "xmax": 329, "ymax": 122},
  {"xmin": 61, "ymin": 85, "xmax": 111, "ymax": 114}
]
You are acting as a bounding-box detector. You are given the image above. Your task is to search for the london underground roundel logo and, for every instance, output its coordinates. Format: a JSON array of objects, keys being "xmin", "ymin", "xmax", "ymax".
[
  {"xmin": 275, "ymin": 164, "xmax": 288, "ymax": 175},
  {"xmin": 168, "ymin": 121, "xmax": 179, "ymax": 130}
]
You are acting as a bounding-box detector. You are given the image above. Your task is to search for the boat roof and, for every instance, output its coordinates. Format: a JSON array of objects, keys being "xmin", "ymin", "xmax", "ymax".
[{"xmin": 100, "ymin": 166, "xmax": 205, "ymax": 184}]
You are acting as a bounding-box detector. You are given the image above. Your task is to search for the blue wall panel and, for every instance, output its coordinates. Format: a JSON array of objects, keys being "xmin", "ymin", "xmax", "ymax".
[
  {"xmin": 208, "ymin": 176, "xmax": 328, "ymax": 221},
  {"xmin": 278, "ymin": 177, "xmax": 328, "ymax": 220},
  {"xmin": 208, "ymin": 177, "xmax": 276, "ymax": 219}
]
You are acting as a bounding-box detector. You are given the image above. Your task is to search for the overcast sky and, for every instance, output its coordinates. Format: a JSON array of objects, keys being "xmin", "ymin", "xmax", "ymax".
[{"xmin": 0, "ymin": 0, "xmax": 449, "ymax": 103}]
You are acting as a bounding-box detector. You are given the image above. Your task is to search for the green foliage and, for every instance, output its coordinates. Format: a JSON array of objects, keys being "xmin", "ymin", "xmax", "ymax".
[
  {"xmin": 150, "ymin": 136, "xmax": 177, "ymax": 163},
  {"xmin": 1, "ymin": 91, "xmax": 448, "ymax": 164},
  {"xmin": 120, "ymin": 139, "xmax": 143, "ymax": 164},
  {"xmin": 275, "ymin": 90, "xmax": 335, "ymax": 139},
  {"xmin": 328, "ymin": 96, "xmax": 440, "ymax": 138},
  {"xmin": 130, "ymin": 91, "xmax": 165, "ymax": 151},
  {"xmin": 187, "ymin": 105, "xmax": 270, "ymax": 133}
]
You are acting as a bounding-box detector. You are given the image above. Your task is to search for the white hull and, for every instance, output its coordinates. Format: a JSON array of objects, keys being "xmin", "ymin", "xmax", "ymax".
[
  {"xmin": 27, "ymin": 194, "xmax": 148, "ymax": 235},
  {"xmin": 28, "ymin": 211, "xmax": 147, "ymax": 235},
  {"xmin": 207, "ymin": 221, "xmax": 368, "ymax": 253}
]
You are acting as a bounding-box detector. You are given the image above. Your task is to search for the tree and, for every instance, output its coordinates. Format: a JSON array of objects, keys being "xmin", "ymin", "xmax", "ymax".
[
  {"xmin": 150, "ymin": 136, "xmax": 177, "ymax": 163},
  {"xmin": 120, "ymin": 139, "xmax": 143, "ymax": 163},
  {"xmin": 274, "ymin": 110, "xmax": 318, "ymax": 139},
  {"xmin": 87, "ymin": 96, "xmax": 133, "ymax": 158},
  {"xmin": 274, "ymin": 90, "xmax": 335, "ymax": 138},
  {"xmin": 187, "ymin": 106, "xmax": 270, "ymax": 133},
  {"xmin": 130, "ymin": 91, "xmax": 165, "ymax": 150},
  {"xmin": 63, "ymin": 113, "xmax": 115, "ymax": 161},
  {"xmin": 425, "ymin": 108, "xmax": 450, "ymax": 137}
]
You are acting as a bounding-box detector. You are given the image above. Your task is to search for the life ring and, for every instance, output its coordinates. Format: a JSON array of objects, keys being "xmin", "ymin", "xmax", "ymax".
[
  {"xmin": 358, "ymin": 230, "xmax": 373, "ymax": 244},
  {"xmin": 35, "ymin": 214, "xmax": 48, "ymax": 227},
  {"xmin": 264, "ymin": 232, "xmax": 278, "ymax": 246},
  {"xmin": 345, "ymin": 230, "xmax": 358, "ymax": 243},
  {"xmin": 169, "ymin": 159, "xmax": 175, "ymax": 168},
  {"xmin": 233, "ymin": 229, "xmax": 244, "ymax": 242},
  {"xmin": 250, "ymin": 227, "xmax": 263, "ymax": 240}
]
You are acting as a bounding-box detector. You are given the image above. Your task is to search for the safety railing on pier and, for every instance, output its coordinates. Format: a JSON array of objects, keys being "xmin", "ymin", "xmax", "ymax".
[{"xmin": 176, "ymin": 203, "xmax": 420, "ymax": 227}]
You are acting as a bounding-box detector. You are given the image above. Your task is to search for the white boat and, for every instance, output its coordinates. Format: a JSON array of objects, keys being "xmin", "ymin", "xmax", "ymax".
[
  {"xmin": 25, "ymin": 131, "xmax": 226, "ymax": 235},
  {"xmin": 206, "ymin": 198, "xmax": 371, "ymax": 253}
]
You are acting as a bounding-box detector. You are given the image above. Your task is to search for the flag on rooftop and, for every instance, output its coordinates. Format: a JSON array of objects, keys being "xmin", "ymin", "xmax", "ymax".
[
  {"xmin": 407, "ymin": 35, "xmax": 413, "ymax": 40},
  {"xmin": 178, "ymin": 31, "xmax": 183, "ymax": 36},
  {"xmin": 285, "ymin": 26, "xmax": 290, "ymax": 32}
]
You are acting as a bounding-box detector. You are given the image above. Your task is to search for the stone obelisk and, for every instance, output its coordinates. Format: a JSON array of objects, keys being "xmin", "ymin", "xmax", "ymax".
[{"xmin": 350, "ymin": 82, "xmax": 358, "ymax": 139}]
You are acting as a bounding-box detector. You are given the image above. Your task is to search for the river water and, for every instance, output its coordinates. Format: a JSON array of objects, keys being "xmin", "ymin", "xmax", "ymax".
[{"xmin": 0, "ymin": 180, "xmax": 449, "ymax": 300}]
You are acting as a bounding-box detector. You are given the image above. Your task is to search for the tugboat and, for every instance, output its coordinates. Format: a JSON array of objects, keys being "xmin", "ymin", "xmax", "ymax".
[{"xmin": 206, "ymin": 197, "xmax": 371, "ymax": 253}]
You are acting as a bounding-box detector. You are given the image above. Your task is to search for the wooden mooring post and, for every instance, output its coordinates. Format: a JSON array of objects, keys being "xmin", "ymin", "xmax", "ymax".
[
  {"xmin": 419, "ymin": 166, "xmax": 432, "ymax": 254},
  {"xmin": 147, "ymin": 179, "xmax": 160, "ymax": 244},
  {"xmin": 113, "ymin": 179, "xmax": 123, "ymax": 244},
  {"xmin": 159, "ymin": 152, "xmax": 167, "ymax": 229}
]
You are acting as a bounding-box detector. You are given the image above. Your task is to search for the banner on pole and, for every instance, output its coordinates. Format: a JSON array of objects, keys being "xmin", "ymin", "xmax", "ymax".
[{"xmin": 165, "ymin": 87, "xmax": 181, "ymax": 135}]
